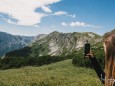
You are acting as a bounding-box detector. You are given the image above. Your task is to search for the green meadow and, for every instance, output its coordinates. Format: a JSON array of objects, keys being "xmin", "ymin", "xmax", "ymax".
[{"xmin": 0, "ymin": 59, "xmax": 103, "ymax": 86}]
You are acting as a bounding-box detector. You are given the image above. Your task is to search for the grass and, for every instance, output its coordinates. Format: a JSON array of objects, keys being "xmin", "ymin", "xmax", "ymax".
[{"xmin": 0, "ymin": 59, "xmax": 103, "ymax": 86}]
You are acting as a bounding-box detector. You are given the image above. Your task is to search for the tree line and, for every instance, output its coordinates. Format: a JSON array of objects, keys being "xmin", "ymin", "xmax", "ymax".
[{"xmin": 0, "ymin": 55, "xmax": 72, "ymax": 70}]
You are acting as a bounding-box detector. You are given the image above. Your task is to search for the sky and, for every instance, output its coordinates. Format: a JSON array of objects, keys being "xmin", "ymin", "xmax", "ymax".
[{"xmin": 0, "ymin": 0, "xmax": 115, "ymax": 36}]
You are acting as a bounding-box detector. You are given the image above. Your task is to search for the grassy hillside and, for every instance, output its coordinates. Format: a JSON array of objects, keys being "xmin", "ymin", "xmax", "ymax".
[{"xmin": 0, "ymin": 59, "xmax": 103, "ymax": 86}]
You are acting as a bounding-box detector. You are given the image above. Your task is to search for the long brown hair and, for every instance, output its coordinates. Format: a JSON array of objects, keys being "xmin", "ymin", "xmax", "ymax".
[{"xmin": 103, "ymin": 30, "xmax": 115, "ymax": 86}]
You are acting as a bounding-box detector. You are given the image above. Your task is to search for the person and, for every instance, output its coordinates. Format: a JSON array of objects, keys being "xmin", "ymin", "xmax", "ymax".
[{"xmin": 86, "ymin": 30, "xmax": 115, "ymax": 86}]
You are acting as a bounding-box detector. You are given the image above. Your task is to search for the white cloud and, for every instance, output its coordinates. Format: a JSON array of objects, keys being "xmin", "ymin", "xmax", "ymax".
[
  {"xmin": 61, "ymin": 21, "xmax": 102, "ymax": 29},
  {"xmin": 69, "ymin": 14, "xmax": 76, "ymax": 18},
  {"xmin": 69, "ymin": 22, "xmax": 91, "ymax": 27},
  {"xmin": 42, "ymin": 6, "xmax": 52, "ymax": 13},
  {"xmin": 0, "ymin": 0, "xmax": 60, "ymax": 26},
  {"xmin": 61, "ymin": 22, "xmax": 68, "ymax": 27},
  {"xmin": 53, "ymin": 11, "xmax": 67, "ymax": 15},
  {"xmin": 34, "ymin": 24, "xmax": 40, "ymax": 28},
  {"xmin": 53, "ymin": 11, "xmax": 76, "ymax": 18}
]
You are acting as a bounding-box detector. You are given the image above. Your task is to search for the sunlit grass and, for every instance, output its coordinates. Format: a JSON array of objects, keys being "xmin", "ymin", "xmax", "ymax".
[{"xmin": 0, "ymin": 59, "xmax": 103, "ymax": 86}]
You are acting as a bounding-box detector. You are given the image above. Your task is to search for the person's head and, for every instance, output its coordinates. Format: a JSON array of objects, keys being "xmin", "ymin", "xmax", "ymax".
[{"xmin": 103, "ymin": 30, "xmax": 115, "ymax": 86}]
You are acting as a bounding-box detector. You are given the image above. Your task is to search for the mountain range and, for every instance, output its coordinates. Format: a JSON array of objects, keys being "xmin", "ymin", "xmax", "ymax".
[
  {"xmin": 0, "ymin": 32, "xmax": 34, "ymax": 57},
  {"xmin": 5, "ymin": 31, "xmax": 103, "ymax": 58}
]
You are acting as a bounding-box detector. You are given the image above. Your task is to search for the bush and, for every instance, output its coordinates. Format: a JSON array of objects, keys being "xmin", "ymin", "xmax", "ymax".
[{"xmin": 72, "ymin": 44, "xmax": 105, "ymax": 69}]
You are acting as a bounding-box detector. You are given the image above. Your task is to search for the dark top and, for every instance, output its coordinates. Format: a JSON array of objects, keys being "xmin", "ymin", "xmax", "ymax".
[{"xmin": 89, "ymin": 57, "xmax": 115, "ymax": 86}]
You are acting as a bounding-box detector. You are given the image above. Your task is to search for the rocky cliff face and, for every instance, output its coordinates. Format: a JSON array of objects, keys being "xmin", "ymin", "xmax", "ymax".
[{"xmin": 0, "ymin": 32, "xmax": 34, "ymax": 57}]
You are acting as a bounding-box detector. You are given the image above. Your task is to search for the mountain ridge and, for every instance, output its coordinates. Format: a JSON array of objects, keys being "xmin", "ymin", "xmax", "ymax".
[
  {"xmin": 5, "ymin": 31, "xmax": 103, "ymax": 58},
  {"xmin": 0, "ymin": 31, "xmax": 35, "ymax": 57}
]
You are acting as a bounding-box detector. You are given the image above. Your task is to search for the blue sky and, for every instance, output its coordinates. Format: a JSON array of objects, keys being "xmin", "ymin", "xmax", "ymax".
[{"xmin": 0, "ymin": 0, "xmax": 115, "ymax": 36}]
